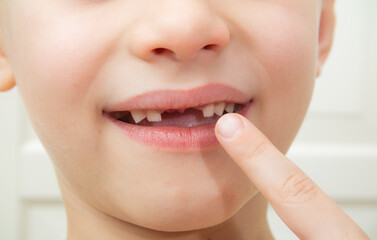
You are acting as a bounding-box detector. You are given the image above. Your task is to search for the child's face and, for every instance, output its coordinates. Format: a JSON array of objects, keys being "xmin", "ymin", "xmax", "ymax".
[{"xmin": 0, "ymin": 0, "xmax": 333, "ymax": 232}]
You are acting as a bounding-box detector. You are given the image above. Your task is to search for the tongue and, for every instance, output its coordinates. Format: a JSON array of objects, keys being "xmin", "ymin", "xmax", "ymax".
[{"xmin": 136, "ymin": 108, "xmax": 223, "ymax": 127}]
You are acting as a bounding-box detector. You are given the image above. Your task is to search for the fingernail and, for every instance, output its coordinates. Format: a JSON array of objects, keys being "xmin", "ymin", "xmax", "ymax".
[{"xmin": 217, "ymin": 114, "xmax": 244, "ymax": 139}]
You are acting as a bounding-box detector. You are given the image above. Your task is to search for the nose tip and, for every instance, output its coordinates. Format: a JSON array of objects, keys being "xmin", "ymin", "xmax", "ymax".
[{"xmin": 128, "ymin": 6, "xmax": 230, "ymax": 62}]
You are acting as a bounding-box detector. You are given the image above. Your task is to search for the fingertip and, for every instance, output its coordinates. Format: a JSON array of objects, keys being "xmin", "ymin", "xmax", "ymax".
[{"xmin": 215, "ymin": 113, "xmax": 244, "ymax": 139}]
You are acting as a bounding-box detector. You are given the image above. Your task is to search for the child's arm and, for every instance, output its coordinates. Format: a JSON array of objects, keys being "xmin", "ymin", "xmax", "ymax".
[{"xmin": 215, "ymin": 113, "xmax": 370, "ymax": 240}]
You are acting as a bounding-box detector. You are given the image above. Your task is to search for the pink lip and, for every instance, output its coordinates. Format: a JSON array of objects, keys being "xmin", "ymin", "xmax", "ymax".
[
  {"xmin": 103, "ymin": 83, "xmax": 253, "ymax": 152},
  {"xmin": 104, "ymin": 83, "xmax": 251, "ymax": 111}
]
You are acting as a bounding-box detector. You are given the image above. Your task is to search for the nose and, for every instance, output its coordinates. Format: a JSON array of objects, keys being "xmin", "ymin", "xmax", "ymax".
[{"xmin": 128, "ymin": 1, "xmax": 230, "ymax": 62}]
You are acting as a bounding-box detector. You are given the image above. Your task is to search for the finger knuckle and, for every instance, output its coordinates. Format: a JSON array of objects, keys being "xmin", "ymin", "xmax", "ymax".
[
  {"xmin": 239, "ymin": 138, "xmax": 270, "ymax": 167},
  {"xmin": 279, "ymin": 170, "xmax": 318, "ymax": 204},
  {"xmin": 254, "ymin": 138, "xmax": 271, "ymax": 156},
  {"xmin": 244, "ymin": 138, "xmax": 270, "ymax": 159}
]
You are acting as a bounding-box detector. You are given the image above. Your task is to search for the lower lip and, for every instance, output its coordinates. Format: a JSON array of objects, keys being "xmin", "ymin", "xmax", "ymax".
[{"xmin": 104, "ymin": 100, "xmax": 253, "ymax": 152}]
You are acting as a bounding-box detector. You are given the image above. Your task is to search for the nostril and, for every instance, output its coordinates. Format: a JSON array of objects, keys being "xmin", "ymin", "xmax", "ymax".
[
  {"xmin": 203, "ymin": 44, "xmax": 217, "ymax": 50},
  {"xmin": 153, "ymin": 48, "xmax": 166, "ymax": 55},
  {"xmin": 152, "ymin": 48, "xmax": 177, "ymax": 59}
]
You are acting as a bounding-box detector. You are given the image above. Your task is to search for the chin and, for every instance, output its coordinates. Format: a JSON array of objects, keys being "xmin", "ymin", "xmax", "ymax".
[{"xmin": 115, "ymin": 184, "xmax": 255, "ymax": 233}]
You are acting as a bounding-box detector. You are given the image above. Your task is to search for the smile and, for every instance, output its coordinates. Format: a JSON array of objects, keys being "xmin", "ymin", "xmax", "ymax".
[
  {"xmin": 103, "ymin": 83, "xmax": 253, "ymax": 151},
  {"xmin": 109, "ymin": 101, "xmax": 246, "ymax": 127}
]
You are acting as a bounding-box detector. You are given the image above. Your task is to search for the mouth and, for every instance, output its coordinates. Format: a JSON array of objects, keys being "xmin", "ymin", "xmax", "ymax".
[
  {"xmin": 103, "ymin": 83, "xmax": 253, "ymax": 151},
  {"xmin": 107, "ymin": 102, "xmax": 247, "ymax": 127}
]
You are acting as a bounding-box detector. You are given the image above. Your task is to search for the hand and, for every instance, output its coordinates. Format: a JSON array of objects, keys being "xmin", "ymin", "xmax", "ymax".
[{"xmin": 215, "ymin": 113, "xmax": 370, "ymax": 240}]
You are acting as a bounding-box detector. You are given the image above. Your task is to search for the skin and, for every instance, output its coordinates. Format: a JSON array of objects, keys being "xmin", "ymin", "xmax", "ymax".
[{"xmin": 0, "ymin": 0, "xmax": 369, "ymax": 239}]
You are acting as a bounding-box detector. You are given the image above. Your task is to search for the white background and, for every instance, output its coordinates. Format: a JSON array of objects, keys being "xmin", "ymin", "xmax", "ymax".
[{"xmin": 1, "ymin": 1, "xmax": 377, "ymax": 239}]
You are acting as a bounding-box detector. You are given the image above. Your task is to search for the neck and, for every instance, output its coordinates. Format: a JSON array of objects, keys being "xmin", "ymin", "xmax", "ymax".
[{"xmin": 60, "ymin": 180, "xmax": 274, "ymax": 240}]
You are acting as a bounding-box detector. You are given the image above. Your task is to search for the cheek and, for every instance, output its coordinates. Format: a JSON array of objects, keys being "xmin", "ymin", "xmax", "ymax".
[
  {"xmin": 10, "ymin": 6, "xmax": 114, "ymax": 152},
  {"xmin": 18, "ymin": 14, "xmax": 103, "ymax": 105},
  {"xmin": 243, "ymin": 5, "xmax": 318, "ymax": 152},
  {"xmin": 257, "ymin": 13, "xmax": 317, "ymax": 108},
  {"xmin": 251, "ymin": 5, "xmax": 317, "ymax": 87}
]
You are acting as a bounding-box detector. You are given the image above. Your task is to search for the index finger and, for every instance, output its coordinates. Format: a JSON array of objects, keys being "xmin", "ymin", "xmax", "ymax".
[{"xmin": 215, "ymin": 113, "xmax": 369, "ymax": 240}]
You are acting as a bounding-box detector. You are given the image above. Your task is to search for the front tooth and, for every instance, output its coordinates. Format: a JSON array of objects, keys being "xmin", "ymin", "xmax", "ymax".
[
  {"xmin": 201, "ymin": 104, "xmax": 215, "ymax": 117},
  {"xmin": 225, "ymin": 103, "xmax": 235, "ymax": 113},
  {"xmin": 214, "ymin": 102, "xmax": 226, "ymax": 116},
  {"xmin": 130, "ymin": 110, "xmax": 147, "ymax": 123},
  {"xmin": 146, "ymin": 110, "xmax": 163, "ymax": 122}
]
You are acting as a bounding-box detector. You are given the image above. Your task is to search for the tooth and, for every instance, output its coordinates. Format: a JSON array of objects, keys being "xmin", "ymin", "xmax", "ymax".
[
  {"xmin": 201, "ymin": 104, "xmax": 215, "ymax": 117},
  {"xmin": 214, "ymin": 102, "xmax": 226, "ymax": 116},
  {"xmin": 225, "ymin": 103, "xmax": 235, "ymax": 113},
  {"xmin": 130, "ymin": 110, "xmax": 147, "ymax": 123},
  {"xmin": 146, "ymin": 110, "xmax": 163, "ymax": 122}
]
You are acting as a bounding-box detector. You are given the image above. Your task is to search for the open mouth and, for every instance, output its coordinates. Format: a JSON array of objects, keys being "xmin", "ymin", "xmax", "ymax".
[
  {"xmin": 103, "ymin": 84, "xmax": 252, "ymax": 150},
  {"xmin": 108, "ymin": 102, "xmax": 247, "ymax": 128}
]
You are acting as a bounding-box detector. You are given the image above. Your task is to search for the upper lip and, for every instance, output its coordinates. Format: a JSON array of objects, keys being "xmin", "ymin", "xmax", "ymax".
[{"xmin": 104, "ymin": 83, "xmax": 252, "ymax": 112}]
